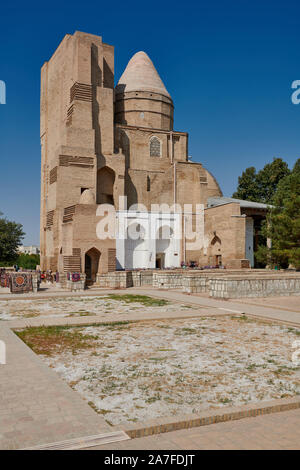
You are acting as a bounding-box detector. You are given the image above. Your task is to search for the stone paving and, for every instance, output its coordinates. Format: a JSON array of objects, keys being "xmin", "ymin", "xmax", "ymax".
[
  {"xmin": 0, "ymin": 287, "xmax": 299, "ymax": 450},
  {"xmin": 93, "ymin": 408, "xmax": 300, "ymax": 450},
  {"xmin": 232, "ymin": 295, "xmax": 300, "ymax": 313},
  {"xmin": 131, "ymin": 287, "xmax": 300, "ymax": 326}
]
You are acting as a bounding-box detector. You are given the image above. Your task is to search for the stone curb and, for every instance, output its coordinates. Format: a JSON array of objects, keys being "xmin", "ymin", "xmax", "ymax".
[
  {"xmin": 8, "ymin": 310, "xmax": 222, "ymax": 330},
  {"xmin": 115, "ymin": 397, "xmax": 300, "ymax": 439}
]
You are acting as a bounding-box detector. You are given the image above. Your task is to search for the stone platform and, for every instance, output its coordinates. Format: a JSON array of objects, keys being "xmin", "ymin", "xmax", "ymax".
[{"xmin": 95, "ymin": 269, "xmax": 300, "ymax": 298}]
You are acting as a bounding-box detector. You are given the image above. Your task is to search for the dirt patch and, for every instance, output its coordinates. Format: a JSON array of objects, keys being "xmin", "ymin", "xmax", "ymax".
[
  {"xmin": 15, "ymin": 325, "xmax": 101, "ymax": 356},
  {"xmin": 106, "ymin": 294, "xmax": 169, "ymax": 307},
  {"xmin": 16, "ymin": 316, "xmax": 300, "ymax": 425}
]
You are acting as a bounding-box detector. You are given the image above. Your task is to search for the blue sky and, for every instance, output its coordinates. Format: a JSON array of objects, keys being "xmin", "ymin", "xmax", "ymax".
[{"xmin": 0, "ymin": 0, "xmax": 299, "ymax": 245}]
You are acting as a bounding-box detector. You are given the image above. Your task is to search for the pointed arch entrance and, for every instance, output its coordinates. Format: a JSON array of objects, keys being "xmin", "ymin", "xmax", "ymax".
[
  {"xmin": 209, "ymin": 233, "xmax": 222, "ymax": 266},
  {"xmin": 85, "ymin": 248, "xmax": 101, "ymax": 282}
]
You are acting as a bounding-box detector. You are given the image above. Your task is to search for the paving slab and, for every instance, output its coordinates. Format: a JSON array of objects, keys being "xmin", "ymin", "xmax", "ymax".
[
  {"xmin": 129, "ymin": 288, "xmax": 300, "ymax": 326},
  {"xmin": 7, "ymin": 307, "xmax": 223, "ymax": 329},
  {"xmin": 89, "ymin": 408, "xmax": 300, "ymax": 450},
  {"xmin": 0, "ymin": 322, "xmax": 116, "ymax": 449},
  {"xmin": 232, "ymin": 296, "xmax": 300, "ymax": 313}
]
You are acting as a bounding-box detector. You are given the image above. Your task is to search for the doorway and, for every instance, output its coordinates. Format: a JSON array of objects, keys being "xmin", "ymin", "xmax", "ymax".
[
  {"xmin": 84, "ymin": 248, "xmax": 101, "ymax": 283},
  {"xmin": 156, "ymin": 253, "xmax": 165, "ymax": 269},
  {"xmin": 85, "ymin": 254, "xmax": 92, "ymax": 280},
  {"xmin": 215, "ymin": 255, "xmax": 222, "ymax": 266}
]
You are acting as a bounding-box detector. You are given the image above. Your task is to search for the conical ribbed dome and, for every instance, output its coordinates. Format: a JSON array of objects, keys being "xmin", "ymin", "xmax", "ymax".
[{"xmin": 116, "ymin": 51, "xmax": 171, "ymax": 98}]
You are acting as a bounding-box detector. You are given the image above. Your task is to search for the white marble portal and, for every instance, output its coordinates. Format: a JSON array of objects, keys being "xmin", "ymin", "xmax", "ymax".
[{"xmin": 116, "ymin": 211, "xmax": 182, "ymax": 270}]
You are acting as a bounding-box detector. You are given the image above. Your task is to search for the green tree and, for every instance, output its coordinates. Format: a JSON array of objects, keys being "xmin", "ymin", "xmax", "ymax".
[
  {"xmin": 17, "ymin": 253, "xmax": 40, "ymax": 270},
  {"xmin": 233, "ymin": 158, "xmax": 290, "ymax": 204},
  {"xmin": 232, "ymin": 167, "xmax": 260, "ymax": 202},
  {"xmin": 256, "ymin": 160, "xmax": 300, "ymax": 269},
  {"xmin": 292, "ymin": 158, "xmax": 300, "ymax": 175},
  {"xmin": 256, "ymin": 158, "xmax": 290, "ymax": 204},
  {"xmin": 0, "ymin": 212, "xmax": 25, "ymax": 264}
]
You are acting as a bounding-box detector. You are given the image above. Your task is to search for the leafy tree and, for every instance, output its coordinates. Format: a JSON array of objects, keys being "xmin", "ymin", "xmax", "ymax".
[
  {"xmin": 233, "ymin": 158, "xmax": 290, "ymax": 204},
  {"xmin": 232, "ymin": 167, "xmax": 260, "ymax": 202},
  {"xmin": 256, "ymin": 158, "xmax": 290, "ymax": 204},
  {"xmin": 256, "ymin": 160, "xmax": 300, "ymax": 269},
  {"xmin": 292, "ymin": 158, "xmax": 300, "ymax": 175},
  {"xmin": 0, "ymin": 212, "xmax": 25, "ymax": 264},
  {"xmin": 17, "ymin": 253, "xmax": 40, "ymax": 270}
]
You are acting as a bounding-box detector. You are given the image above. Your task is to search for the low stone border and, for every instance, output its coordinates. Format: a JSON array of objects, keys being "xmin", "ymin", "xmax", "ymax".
[
  {"xmin": 23, "ymin": 430, "xmax": 130, "ymax": 450},
  {"xmin": 117, "ymin": 397, "xmax": 300, "ymax": 439}
]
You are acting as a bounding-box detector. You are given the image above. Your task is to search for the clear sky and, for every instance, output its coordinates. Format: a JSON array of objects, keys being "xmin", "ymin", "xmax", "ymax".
[{"xmin": 0, "ymin": 0, "xmax": 299, "ymax": 245}]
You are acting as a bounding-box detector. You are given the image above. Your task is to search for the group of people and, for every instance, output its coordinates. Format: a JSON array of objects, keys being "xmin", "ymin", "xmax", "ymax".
[{"xmin": 38, "ymin": 270, "xmax": 59, "ymax": 283}]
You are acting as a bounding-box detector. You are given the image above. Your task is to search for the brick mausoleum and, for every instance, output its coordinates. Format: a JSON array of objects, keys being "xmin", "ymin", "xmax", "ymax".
[{"xmin": 40, "ymin": 31, "xmax": 268, "ymax": 282}]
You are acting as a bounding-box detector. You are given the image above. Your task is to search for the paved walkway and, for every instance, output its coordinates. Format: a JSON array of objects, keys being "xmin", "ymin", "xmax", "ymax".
[
  {"xmin": 0, "ymin": 287, "xmax": 119, "ymax": 301},
  {"xmin": 0, "ymin": 322, "xmax": 114, "ymax": 450},
  {"xmin": 129, "ymin": 288, "xmax": 300, "ymax": 326},
  {"xmin": 232, "ymin": 295, "xmax": 300, "ymax": 313},
  {"xmin": 8, "ymin": 307, "xmax": 223, "ymax": 330},
  {"xmin": 92, "ymin": 408, "xmax": 300, "ymax": 450}
]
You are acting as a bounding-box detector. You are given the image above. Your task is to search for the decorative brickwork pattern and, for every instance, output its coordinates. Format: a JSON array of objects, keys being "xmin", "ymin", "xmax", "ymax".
[
  {"xmin": 63, "ymin": 206, "xmax": 76, "ymax": 223},
  {"xmin": 49, "ymin": 167, "xmax": 58, "ymax": 184},
  {"xmin": 66, "ymin": 104, "xmax": 74, "ymax": 126},
  {"xmin": 63, "ymin": 256, "xmax": 81, "ymax": 273},
  {"xmin": 59, "ymin": 155, "xmax": 94, "ymax": 168},
  {"xmin": 70, "ymin": 82, "xmax": 92, "ymax": 103},
  {"xmin": 46, "ymin": 210, "xmax": 54, "ymax": 227}
]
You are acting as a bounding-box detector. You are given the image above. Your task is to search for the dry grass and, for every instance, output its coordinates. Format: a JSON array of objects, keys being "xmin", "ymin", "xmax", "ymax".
[
  {"xmin": 15, "ymin": 325, "xmax": 98, "ymax": 356},
  {"xmin": 106, "ymin": 294, "xmax": 169, "ymax": 306},
  {"xmin": 15, "ymin": 316, "xmax": 300, "ymax": 425}
]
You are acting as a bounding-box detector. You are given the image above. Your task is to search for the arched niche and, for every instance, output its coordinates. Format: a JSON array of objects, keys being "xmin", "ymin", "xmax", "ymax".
[{"xmin": 97, "ymin": 166, "xmax": 115, "ymax": 205}]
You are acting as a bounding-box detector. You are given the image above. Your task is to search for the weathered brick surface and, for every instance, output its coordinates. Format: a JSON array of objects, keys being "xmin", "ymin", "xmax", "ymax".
[{"xmin": 41, "ymin": 31, "xmax": 267, "ymax": 277}]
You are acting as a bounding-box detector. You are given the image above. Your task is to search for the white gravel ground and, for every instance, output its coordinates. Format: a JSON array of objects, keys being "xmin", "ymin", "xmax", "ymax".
[
  {"xmin": 38, "ymin": 316, "xmax": 300, "ymax": 425},
  {"xmin": 0, "ymin": 295, "xmax": 195, "ymax": 321}
]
